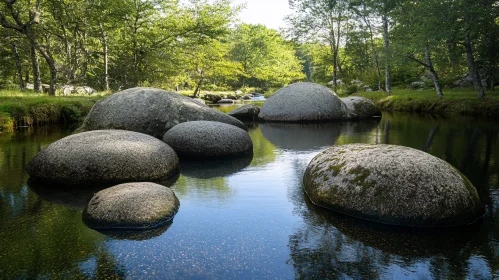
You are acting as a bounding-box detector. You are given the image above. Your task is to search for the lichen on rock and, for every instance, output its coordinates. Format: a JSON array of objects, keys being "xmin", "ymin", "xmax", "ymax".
[{"xmin": 303, "ymin": 144, "xmax": 484, "ymax": 227}]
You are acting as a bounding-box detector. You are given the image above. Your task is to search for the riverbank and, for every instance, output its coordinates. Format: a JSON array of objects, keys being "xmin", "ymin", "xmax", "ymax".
[
  {"xmin": 354, "ymin": 88, "xmax": 499, "ymax": 117},
  {"xmin": 0, "ymin": 90, "xmax": 106, "ymax": 131},
  {"xmin": 2, "ymin": 87, "xmax": 498, "ymax": 131}
]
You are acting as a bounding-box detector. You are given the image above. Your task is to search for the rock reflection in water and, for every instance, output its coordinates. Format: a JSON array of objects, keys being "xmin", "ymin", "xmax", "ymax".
[
  {"xmin": 288, "ymin": 184, "xmax": 482, "ymax": 279},
  {"xmin": 97, "ymin": 221, "xmax": 173, "ymax": 241},
  {"xmin": 27, "ymin": 173, "xmax": 180, "ymax": 210},
  {"xmin": 260, "ymin": 120, "xmax": 379, "ymax": 151},
  {"xmin": 179, "ymin": 154, "xmax": 253, "ymax": 179}
]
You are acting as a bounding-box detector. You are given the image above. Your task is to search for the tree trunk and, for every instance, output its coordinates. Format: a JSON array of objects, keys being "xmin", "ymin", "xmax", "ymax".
[
  {"xmin": 382, "ymin": 14, "xmax": 391, "ymax": 94},
  {"xmin": 464, "ymin": 32, "xmax": 485, "ymax": 98},
  {"xmin": 193, "ymin": 79, "xmax": 203, "ymax": 97},
  {"xmin": 100, "ymin": 23, "xmax": 110, "ymax": 92},
  {"xmin": 425, "ymin": 45, "xmax": 444, "ymax": 99},
  {"xmin": 30, "ymin": 45, "xmax": 42, "ymax": 92},
  {"xmin": 12, "ymin": 43, "xmax": 25, "ymax": 91},
  {"xmin": 423, "ymin": 125, "xmax": 439, "ymax": 152}
]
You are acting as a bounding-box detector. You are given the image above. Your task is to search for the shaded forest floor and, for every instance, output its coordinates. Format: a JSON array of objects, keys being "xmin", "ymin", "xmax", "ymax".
[{"xmin": 355, "ymin": 88, "xmax": 499, "ymax": 118}]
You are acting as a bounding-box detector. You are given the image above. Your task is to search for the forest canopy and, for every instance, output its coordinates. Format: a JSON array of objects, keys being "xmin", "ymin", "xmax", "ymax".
[{"xmin": 0, "ymin": 0, "xmax": 497, "ymax": 97}]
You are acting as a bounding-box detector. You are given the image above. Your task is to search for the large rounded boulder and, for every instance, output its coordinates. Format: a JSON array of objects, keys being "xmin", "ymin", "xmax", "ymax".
[
  {"xmin": 341, "ymin": 96, "xmax": 381, "ymax": 119},
  {"xmin": 259, "ymin": 82, "xmax": 348, "ymax": 122},
  {"xmin": 78, "ymin": 87, "xmax": 245, "ymax": 138},
  {"xmin": 163, "ymin": 121, "xmax": 253, "ymax": 157},
  {"xmin": 228, "ymin": 104, "xmax": 260, "ymax": 121},
  {"xmin": 303, "ymin": 144, "xmax": 484, "ymax": 227},
  {"xmin": 27, "ymin": 130, "xmax": 179, "ymax": 186},
  {"xmin": 83, "ymin": 182, "xmax": 179, "ymax": 229}
]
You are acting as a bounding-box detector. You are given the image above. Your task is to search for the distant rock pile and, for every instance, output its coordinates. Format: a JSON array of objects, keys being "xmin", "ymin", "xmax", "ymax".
[{"xmin": 258, "ymin": 82, "xmax": 380, "ymax": 122}]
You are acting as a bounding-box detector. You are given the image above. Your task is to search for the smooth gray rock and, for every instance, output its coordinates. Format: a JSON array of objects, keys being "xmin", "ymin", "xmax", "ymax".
[
  {"xmin": 303, "ymin": 144, "xmax": 484, "ymax": 227},
  {"xmin": 163, "ymin": 121, "xmax": 253, "ymax": 157},
  {"xmin": 341, "ymin": 96, "xmax": 381, "ymax": 119},
  {"xmin": 218, "ymin": 99, "xmax": 234, "ymax": 104},
  {"xmin": 83, "ymin": 182, "xmax": 179, "ymax": 229},
  {"xmin": 27, "ymin": 130, "xmax": 179, "ymax": 186},
  {"xmin": 78, "ymin": 87, "xmax": 245, "ymax": 138},
  {"xmin": 228, "ymin": 104, "xmax": 260, "ymax": 121},
  {"xmin": 258, "ymin": 82, "xmax": 348, "ymax": 122}
]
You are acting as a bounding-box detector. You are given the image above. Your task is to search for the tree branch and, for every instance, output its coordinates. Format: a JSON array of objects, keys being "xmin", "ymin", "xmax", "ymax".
[{"xmin": 406, "ymin": 55, "xmax": 429, "ymax": 68}]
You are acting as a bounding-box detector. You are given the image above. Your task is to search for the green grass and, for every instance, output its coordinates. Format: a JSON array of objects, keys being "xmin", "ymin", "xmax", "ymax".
[
  {"xmin": 353, "ymin": 88, "xmax": 499, "ymax": 117},
  {"xmin": 0, "ymin": 90, "xmax": 107, "ymax": 131}
]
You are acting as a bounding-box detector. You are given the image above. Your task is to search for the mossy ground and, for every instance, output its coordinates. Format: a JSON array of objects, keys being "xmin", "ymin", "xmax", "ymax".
[
  {"xmin": 0, "ymin": 90, "xmax": 107, "ymax": 131},
  {"xmin": 354, "ymin": 88, "xmax": 499, "ymax": 117}
]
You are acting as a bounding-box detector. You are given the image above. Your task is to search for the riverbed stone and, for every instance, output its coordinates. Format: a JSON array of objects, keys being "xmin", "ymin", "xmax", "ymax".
[
  {"xmin": 162, "ymin": 121, "xmax": 253, "ymax": 157},
  {"xmin": 27, "ymin": 130, "xmax": 179, "ymax": 186},
  {"xmin": 82, "ymin": 182, "xmax": 179, "ymax": 229},
  {"xmin": 258, "ymin": 82, "xmax": 348, "ymax": 122},
  {"xmin": 228, "ymin": 104, "xmax": 260, "ymax": 121},
  {"xmin": 341, "ymin": 96, "xmax": 381, "ymax": 119},
  {"xmin": 78, "ymin": 87, "xmax": 245, "ymax": 138},
  {"xmin": 303, "ymin": 144, "xmax": 484, "ymax": 227}
]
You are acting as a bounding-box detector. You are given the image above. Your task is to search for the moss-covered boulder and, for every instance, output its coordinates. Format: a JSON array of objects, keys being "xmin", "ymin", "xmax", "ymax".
[
  {"xmin": 83, "ymin": 182, "xmax": 179, "ymax": 229},
  {"xmin": 258, "ymin": 82, "xmax": 348, "ymax": 122},
  {"xmin": 78, "ymin": 87, "xmax": 245, "ymax": 138},
  {"xmin": 341, "ymin": 96, "xmax": 381, "ymax": 119},
  {"xmin": 27, "ymin": 130, "xmax": 179, "ymax": 186},
  {"xmin": 303, "ymin": 144, "xmax": 484, "ymax": 227},
  {"xmin": 163, "ymin": 121, "xmax": 253, "ymax": 157}
]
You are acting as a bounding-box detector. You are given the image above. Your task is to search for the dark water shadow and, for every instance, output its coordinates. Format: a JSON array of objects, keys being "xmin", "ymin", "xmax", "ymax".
[
  {"xmin": 287, "ymin": 179, "xmax": 483, "ymax": 279},
  {"xmin": 96, "ymin": 220, "xmax": 173, "ymax": 241},
  {"xmin": 179, "ymin": 154, "xmax": 253, "ymax": 179},
  {"xmin": 260, "ymin": 120, "xmax": 380, "ymax": 151},
  {"xmin": 302, "ymin": 195, "xmax": 481, "ymax": 257},
  {"xmin": 27, "ymin": 173, "xmax": 180, "ymax": 210}
]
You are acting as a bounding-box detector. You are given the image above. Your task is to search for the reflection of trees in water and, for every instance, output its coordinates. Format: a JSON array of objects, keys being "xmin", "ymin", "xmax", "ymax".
[
  {"xmin": 93, "ymin": 249, "xmax": 127, "ymax": 279},
  {"xmin": 248, "ymin": 126, "xmax": 278, "ymax": 167},
  {"xmin": 261, "ymin": 120, "xmax": 380, "ymax": 152},
  {"xmin": 0, "ymin": 196, "xmax": 106, "ymax": 278},
  {"xmin": 173, "ymin": 176, "xmax": 234, "ymax": 203}
]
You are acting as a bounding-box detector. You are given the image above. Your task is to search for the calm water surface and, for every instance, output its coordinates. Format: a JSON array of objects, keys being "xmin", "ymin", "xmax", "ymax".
[{"xmin": 0, "ymin": 112, "xmax": 498, "ymax": 279}]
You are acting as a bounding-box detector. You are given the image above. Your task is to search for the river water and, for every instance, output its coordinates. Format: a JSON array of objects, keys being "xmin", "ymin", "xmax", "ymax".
[{"xmin": 0, "ymin": 111, "xmax": 498, "ymax": 279}]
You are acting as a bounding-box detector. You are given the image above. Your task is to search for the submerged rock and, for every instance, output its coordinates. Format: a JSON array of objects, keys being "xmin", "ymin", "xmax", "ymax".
[
  {"xmin": 228, "ymin": 104, "xmax": 260, "ymax": 121},
  {"xmin": 163, "ymin": 121, "xmax": 253, "ymax": 157},
  {"xmin": 78, "ymin": 87, "xmax": 244, "ymax": 138},
  {"xmin": 27, "ymin": 130, "xmax": 179, "ymax": 186},
  {"xmin": 341, "ymin": 96, "xmax": 381, "ymax": 119},
  {"xmin": 259, "ymin": 82, "xmax": 348, "ymax": 122},
  {"xmin": 303, "ymin": 144, "xmax": 484, "ymax": 227},
  {"xmin": 83, "ymin": 182, "xmax": 179, "ymax": 229}
]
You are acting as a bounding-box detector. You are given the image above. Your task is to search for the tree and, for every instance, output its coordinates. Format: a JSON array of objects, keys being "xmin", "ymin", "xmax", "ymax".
[
  {"xmin": 230, "ymin": 24, "xmax": 305, "ymax": 88},
  {"xmin": 392, "ymin": 0, "xmax": 446, "ymax": 98},
  {"xmin": 286, "ymin": 0, "xmax": 350, "ymax": 90},
  {"xmin": 0, "ymin": 0, "xmax": 58, "ymax": 95},
  {"xmin": 184, "ymin": 38, "xmax": 242, "ymax": 96}
]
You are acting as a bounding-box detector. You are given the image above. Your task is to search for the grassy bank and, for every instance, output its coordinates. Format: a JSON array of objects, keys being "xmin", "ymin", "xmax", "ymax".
[
  {"xmin": 0, "ymin": 90, "xmax": 107, "ymax": 131},
  {"xmin": 354, "ymin": 88, "xmax": 499, "ymax": 117}
]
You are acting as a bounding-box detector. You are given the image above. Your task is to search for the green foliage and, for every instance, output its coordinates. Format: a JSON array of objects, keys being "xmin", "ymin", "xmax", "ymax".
[
  {"xmin": 0, "ymin": 90, "xmax": 103, "ymax": 129},
  {"xmin": 355, "ymin": 88, "xmax": 499, "ymax": 116},
  {"xmin": 229, "ymin": 24, "xmax": 305, "ymax": 88}
]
